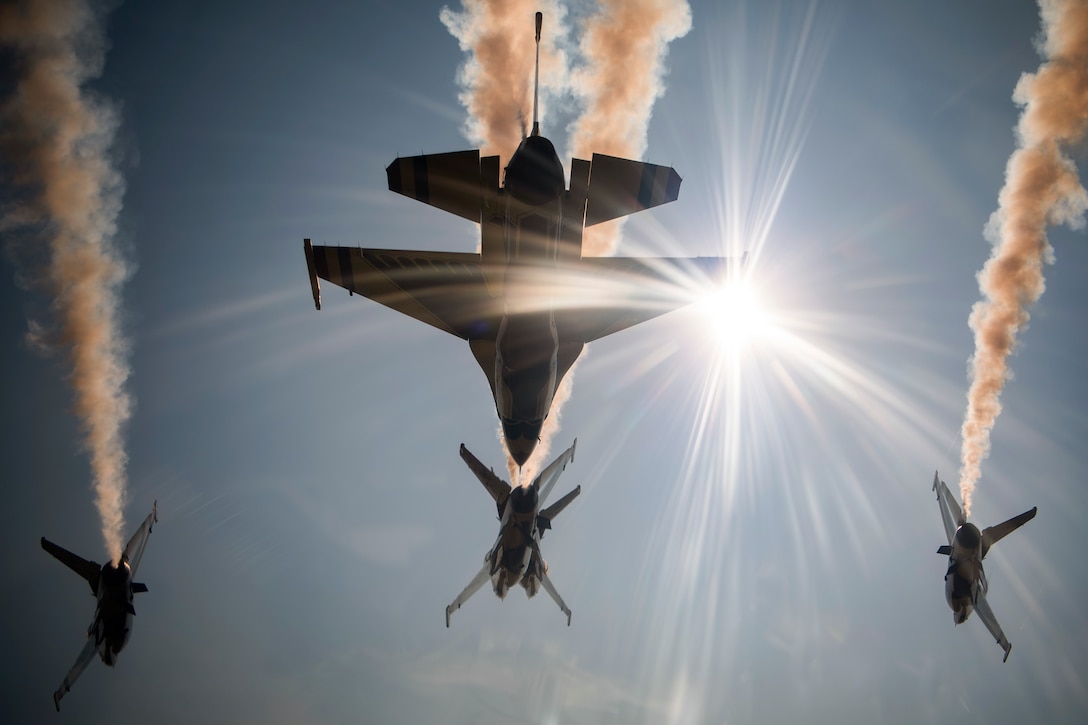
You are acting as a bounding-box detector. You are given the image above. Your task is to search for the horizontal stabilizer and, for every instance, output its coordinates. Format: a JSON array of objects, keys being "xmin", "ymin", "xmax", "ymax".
[
  {"xmin": 41, "ymin": 538, "xmax": 100, "ymax": 596},
  {"xmin": 937, "ymin": 545, "xmax": 952, "ymax": 556},
  {"xmin": 132, "ymin": 582, "xmax": 148, "ymax": 593},
  {"xmin": 981, "ymin": 507, "xmax": 1037, "ymax": 559},
  {"xmin": 387, "ymin": 150, "xmax": 483, "ymax": 223},
  {"xmin": 584, "ymin": 154, "xmax": 681, "ymax": 227}
]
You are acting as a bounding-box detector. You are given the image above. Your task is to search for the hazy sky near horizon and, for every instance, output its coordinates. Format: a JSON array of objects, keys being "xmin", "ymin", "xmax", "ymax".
[{"xmin": 2, "ymin": 1, "xmax": 1087, "ymax": 723}]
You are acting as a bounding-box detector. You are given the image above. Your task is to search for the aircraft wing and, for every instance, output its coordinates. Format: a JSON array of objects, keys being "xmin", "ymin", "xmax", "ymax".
[
  {"xmin": 532, "ymin": 440, "xmax": 577, "ymax": 505},
  {"xmin": 555, "ymin": 256, "xmax": 733, "ymax": 343},
  {"xmin": 933, "ymin": 472, "xmax": 963, "ymax": 546},
  {"xmin": 305, "ymin": 242, "xmax": 502, "ymax": 340},
  {"xmin": 123, "ymin": 502, "xmax": 157, "ymax": 577},
  {"xmin": 583, "ymin": 154, "xmax": 682, "ymax": 227},
  {"xmin": 532, "ymin": 542, "xmax": 572, "ymax": 626},
  {"xmin": 445, "ymin": 561, "xmax": 492, "ymax": 628},
  {"xmin": 981, "ymin": 507, "xmax": 1038, "ymax": 559},
  {"xmin": 386, "ymin": 150, "xmax": 484, "ymax": 223},
  {"xmin": 52, "ymin": 636, "xmax": 97, "ymax": 711},
  {"xmin": 973, "ymin": 587, "xmax": 1013, "ymax": 662},
  {"xmin": 41, "ymin": 538, "xmax": 100, "ymax": 596}
]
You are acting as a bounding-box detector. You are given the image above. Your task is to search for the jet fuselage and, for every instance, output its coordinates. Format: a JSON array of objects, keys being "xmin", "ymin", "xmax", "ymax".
[
  {"xmin": 488, "ymin": 134, "xmax": 584, "ymax": 466},
  {"xmin": 488, "ymin": 484, "xmax": 546, "ymax": 598},
  {"xmin": 93, "ymin": 560, "xmax": 136, "ymax": 665},
  {"xmin": 943, "ymin": 522, "xmax": 984, "ymax": 625}
]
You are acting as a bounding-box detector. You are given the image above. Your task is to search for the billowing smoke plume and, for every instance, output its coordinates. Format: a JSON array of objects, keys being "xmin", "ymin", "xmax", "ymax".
[
  {"xmin": 442, "ymin": 0, "xmax": 691, "ymax": 482},
  {"xmin": 1, "ymin": 0, "xmax": 131, "ymax": 562},
  {"xmin": 959, "ymin": 0, "xmax": 1088, "ymax": 517},
  {"xmin": 568, "ymin": 0, "xmax": 692, "ymax": 256},
  {"xmin": 441, "ymin": 0, "xmax": 570, "ymax": 165}
]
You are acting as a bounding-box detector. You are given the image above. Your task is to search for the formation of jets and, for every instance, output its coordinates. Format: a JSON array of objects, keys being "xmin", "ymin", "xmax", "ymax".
[
  {"xmin": 41, "ymin": 503, "xmax": 157, "ymax": 710},
  {"xmin": 35, "ymin": 7, "xmax": 1046, "ymax": 715}
]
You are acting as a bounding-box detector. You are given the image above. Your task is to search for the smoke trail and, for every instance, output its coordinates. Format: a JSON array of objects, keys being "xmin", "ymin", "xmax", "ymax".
[
  {"xmin": 568, "ymin": 0, "xmax": 692, "ymax": 256},
  {"xmin": 442, "ymin": 0, "xmax": 691, "ymax": 482},
  {"xmin": 440, "ymin": 0, "xmax": 570, "ymax": 165},
  {"xmin": 1, "ymin": 0, "xmax": 131, "ymax": 563},
  {"xmin": 958, "ymin": 0, "xmax": 1088, "ymax": 517}
]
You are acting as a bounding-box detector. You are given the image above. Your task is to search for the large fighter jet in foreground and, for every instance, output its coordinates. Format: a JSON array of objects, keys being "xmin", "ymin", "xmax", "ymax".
[
  {"xmin": 446, "ymin": 440, "xmax": 580, "ymax": 626},
  {"xmin": 304, "ymin": 12, "xmax": 739, "ymax": 467},
  {"xmin": 932, "ymin": 473, "xmax": 1035, "ymax": 662},
  {"xmin": 41, "ymin": 503, "xmax": 158, "ymax": 710}
]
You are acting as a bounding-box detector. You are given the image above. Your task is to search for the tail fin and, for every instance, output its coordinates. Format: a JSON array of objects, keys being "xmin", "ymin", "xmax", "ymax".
[
  {"xmin": 41, "ymin": 538, "xmax": 100, "ymax": 596},
  {"xmin": 981, "ymin": 507, "xmax": 1037, "ymax": 559},
  {"xmin": 460, "ymin": 444, "xmax": 512, "ymax": 513}
]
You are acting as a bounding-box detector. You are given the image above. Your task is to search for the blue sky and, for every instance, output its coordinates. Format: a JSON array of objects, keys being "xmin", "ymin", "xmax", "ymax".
[{"xmin": 2, "ymin": 0, "xmax": 1086, "ymax": 722}]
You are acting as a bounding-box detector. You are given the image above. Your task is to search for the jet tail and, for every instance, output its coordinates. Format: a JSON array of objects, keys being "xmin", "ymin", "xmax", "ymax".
[
  {"xmin": 981, "ymin": 507, "xmax": 1038, "ymax": 559},
  {"xmin": 460, "ymin": 443, "xmax": 512, "ymax": 513},
  {"xmin": 41, "ymin": 538, "xmax": 100, "ymax": 596}
]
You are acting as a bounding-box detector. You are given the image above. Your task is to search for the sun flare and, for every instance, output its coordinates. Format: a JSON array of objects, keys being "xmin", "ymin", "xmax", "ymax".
[{"xmin": 697, "ymin": 279, "xmax": 771, "ymax": 348}]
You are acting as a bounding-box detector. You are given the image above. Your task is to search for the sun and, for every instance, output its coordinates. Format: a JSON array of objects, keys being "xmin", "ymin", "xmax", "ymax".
[{"xmin": 696, "ymin": 278, "xmax": 771, "ymax": 348}]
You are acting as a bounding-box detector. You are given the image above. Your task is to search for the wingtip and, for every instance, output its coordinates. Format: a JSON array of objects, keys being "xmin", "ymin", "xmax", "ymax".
[{"xmin": 1003, "ymin": 642, "xmax": 1012, "ymax": 663}]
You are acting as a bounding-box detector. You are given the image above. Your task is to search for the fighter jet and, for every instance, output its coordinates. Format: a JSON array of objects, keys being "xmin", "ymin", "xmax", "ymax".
[
  {"xmin": 446, "ymin": 440, "xmax": 580, "ymax": 626},
  {"xmin": 932, "ymin": 472, "xmax": 1036, "ymax": 662},
  {"xmin": 304, "ymin": 11, "xmax": 740, "ymax": 467},
  {"xmin": 41, "ymin": 502, "xmax": 158, "ymax": 710}
]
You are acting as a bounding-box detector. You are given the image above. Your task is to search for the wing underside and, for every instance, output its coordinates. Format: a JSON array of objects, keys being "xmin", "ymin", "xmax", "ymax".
[
  {"xmin": 52, "ymin": 636, "xmax": 97, "ymax": 711},
  {"xmin": 123, "ymin": 502, "xmax": 157, "ymax": 577},
  {"xmin": 555, "ymin": 256, "xmax": 733, "ymax": 343},
  {"xmin": 445, "ymin": 561, "xmax": 492, "ymax": 628},
  {"xmin": 981, "ymin": 507, "xmax": 1038, "ymax": 559},
  {"xmin": 533, "ymin": 540, "xmax": 572, "ymax": 626},
  {"xmin": 41, "ymin": 538, "xmax": 100, "ymax": 596},
  {"xmin": 532, "ymin": 440, "xmax": 577, "ymax": 504},
  {"xmin": 307, "ymin": 244, "xmax": 501, "ymax": 340},
  {"xmin": 973, "ymin": 588, "xmax": 1013, "ymax": 662}
]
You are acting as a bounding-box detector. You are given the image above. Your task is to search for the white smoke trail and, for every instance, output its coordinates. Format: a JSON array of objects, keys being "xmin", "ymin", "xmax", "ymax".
[
  {"xmin": 1, "ymin": 0, "xmax": 131, "ymax": 563},
  {"xmin": 958, "ymin": 0, "xmax": 1088, "ymax": 517}
]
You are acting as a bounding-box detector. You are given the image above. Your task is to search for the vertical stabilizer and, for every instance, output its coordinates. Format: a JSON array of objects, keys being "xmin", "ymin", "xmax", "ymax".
[{"xmin": 460, "ymin": 444, "xmax": 512, "ymax": 512}]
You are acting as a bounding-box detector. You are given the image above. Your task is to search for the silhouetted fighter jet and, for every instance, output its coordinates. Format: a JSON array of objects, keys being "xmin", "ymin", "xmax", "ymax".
[
  {"xmin": 305, "ymin": 12, "xmax": 739, "ymax": 467},
  {"xmin": 932, "ymin": 473, "xmax": 1035, "ymax": 662},
  {"xmin": 446, "ymin": 440, "xmax": 580, "ymax": 626},
  {"xmin": 41, "ymin": 503, "xmax": 157, "ymax": 710}
]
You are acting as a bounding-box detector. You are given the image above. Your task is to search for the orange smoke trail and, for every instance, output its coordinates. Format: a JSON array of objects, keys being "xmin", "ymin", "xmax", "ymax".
[
  {"xmin": 440, "ymin": 0, "xmax": 569, "ymax": 165},
  {"xmin": 569, "ymin": 0, "xmax": 692, "ymax": 257},
  {"xmin": 1, "ymin": 0, "xmax": 131, "ymax": 563},
  {"xmin": 958, "ymin": 0, "xmax": 1088, "ymax": 517}
]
